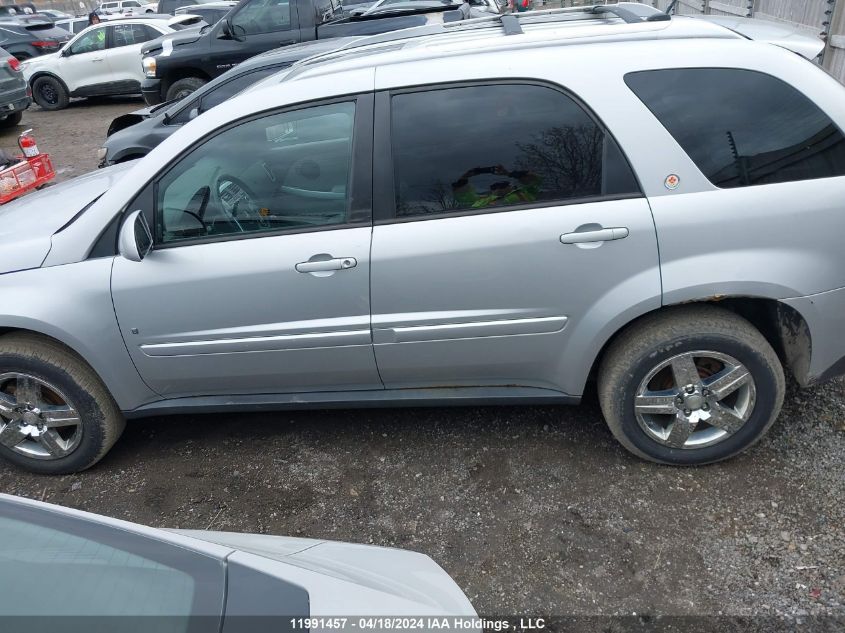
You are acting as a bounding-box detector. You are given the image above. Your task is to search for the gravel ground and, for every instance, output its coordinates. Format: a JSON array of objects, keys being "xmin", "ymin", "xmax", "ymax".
[{"xmin": 1, "ymin": 100, "xmax": 844, "ymax": 624}]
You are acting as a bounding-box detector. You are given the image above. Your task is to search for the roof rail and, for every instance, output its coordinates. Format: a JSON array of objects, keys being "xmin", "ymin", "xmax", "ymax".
[{"xmin": 298, "ymin": 3, "xmax": 671, "ymax": 67}]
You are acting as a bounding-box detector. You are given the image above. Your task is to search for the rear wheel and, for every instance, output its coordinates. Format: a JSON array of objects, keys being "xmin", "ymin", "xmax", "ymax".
[
  {"xmin": 0, "ymin": 334, "xmax": 125, "ymax": 475},
  {"xmin": 598, "ymin": 306, "xmax": 785, "ymax": 465},
  {"xmin": 0, "ymin": 111, "xmax": 22, "ymax": 128},
  {"xmin": 32, "ymin": 76, "xmax": 69, "ymax": 111},
  {"xmin": 165, "ymin": 77, "xmax": 206, "ymax": 102}
]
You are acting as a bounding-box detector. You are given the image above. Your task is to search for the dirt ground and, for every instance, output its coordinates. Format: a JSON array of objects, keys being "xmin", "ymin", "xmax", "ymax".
[{"xmin": 1, "ymin": 99, "xmax": 844, "ymax": 624}]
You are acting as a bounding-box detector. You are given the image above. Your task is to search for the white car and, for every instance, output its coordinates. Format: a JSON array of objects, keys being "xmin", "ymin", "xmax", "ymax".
[
  {"xmin": 99, "ymin": 0, "xmax": 158, "ymax": 17},
  {"xmin": 54, "ymin": 16, "xmax": 92, "ymax": 35},
  {"xmin": 0, "ymin": 494, "xmax": 476, "ymax": 620},
  {"xmin": 22, "ymin": 19, "xmax": 174, "ymax": 110}
]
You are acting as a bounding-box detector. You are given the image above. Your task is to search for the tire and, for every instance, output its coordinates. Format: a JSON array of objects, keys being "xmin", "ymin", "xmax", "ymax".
[
  {"xmin": 598, "ymin": 305, "xmax": 785, "ymax": 465},
  {"xmin": 32, "ymin": 76, "xmax": 69, "ymax": 111},
  {"xmin": 0, "ymin": 111, "xmax": 22, "ymax": 128},
  {"xmin": 0, "ymin": 333, "xmax": 125, "ymax": 475},
  {"xmin": 165, "ymin": 77, "xmax": 206, "ymax": 102}
]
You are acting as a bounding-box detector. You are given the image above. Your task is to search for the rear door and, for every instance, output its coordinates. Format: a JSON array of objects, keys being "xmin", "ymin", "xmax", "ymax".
[
  {"xmin": 107, "ymin": 23, "xmax": 164, "ymax": 88},
  {"xmin": 369, "ymin": 82, "xmax": 661, "ymax": 396}
]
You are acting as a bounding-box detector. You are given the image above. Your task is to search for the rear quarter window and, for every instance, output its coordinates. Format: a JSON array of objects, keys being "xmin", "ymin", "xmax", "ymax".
[{"xmin": 625, "ymin": 68, "xmax": 845, "ymax": 189}]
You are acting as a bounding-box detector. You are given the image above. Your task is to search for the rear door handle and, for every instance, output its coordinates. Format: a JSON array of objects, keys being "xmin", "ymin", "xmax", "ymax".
[
  {"xmin": 560, "ymin": 227, "xmax": 629, "ymax": 244},
  {"xmin": 295, "ymin": 257, "xmax": 357, "ymax": 273}
]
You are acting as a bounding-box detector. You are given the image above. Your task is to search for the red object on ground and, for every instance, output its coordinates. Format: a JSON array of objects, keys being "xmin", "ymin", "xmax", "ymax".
[{"xmin": 0, "ymin": 131, "xmax": 56, "ymax": 205}]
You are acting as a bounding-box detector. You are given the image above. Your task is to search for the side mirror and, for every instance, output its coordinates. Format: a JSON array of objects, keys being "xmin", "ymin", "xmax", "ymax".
[
  {"xmin": 217, "ymin": 18, "xmax": 233, "ymax": 39},
  {"xmin": 118, "ymin": 210, "xmax": 153, "ymax": 262},
  {"xmin": 60, "ymin": 47, "xmax": 71, "ymax": 57},
  {"xmin": 230, "ymin": 21, "xmax": 246, "ymax": 42}
]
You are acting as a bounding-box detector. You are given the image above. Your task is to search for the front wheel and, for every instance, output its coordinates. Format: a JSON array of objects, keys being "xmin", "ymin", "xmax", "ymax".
[
  {"xmin": 598, "ymin": 306, "xmax": 785, "ymax": 465},
  {"xmin": 165, "ymin": 77, "xmax": 206, "ymax": 102},
  {"xmin": 0, "ymin": 333, "xmax": 125, "ymax": 475},
  {"xmin": 32, "ymin": 76, "xmax": 69, "ymax": 111}
]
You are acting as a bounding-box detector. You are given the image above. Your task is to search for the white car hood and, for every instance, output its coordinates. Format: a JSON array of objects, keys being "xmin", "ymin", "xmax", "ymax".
[
  {"xmin": 0, "ymin": 163, "xmax": 133, "ymax": 274},
  {"xmin": 171, "ymin": 530, "xmax": 476, "ymax": 616}
]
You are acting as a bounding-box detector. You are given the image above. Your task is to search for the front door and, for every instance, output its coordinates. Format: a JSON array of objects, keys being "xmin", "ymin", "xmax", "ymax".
[
  {"xmin": 370, "ymin": 82, "xmax": 661, "ymax": 396},
  {"xmin": 60, "ymin": 26, "xmax": 114, "ymax": 94},
  {"xmin": 111, "ymin": 96, "xmax": 380, "ymax": 398},
  {"xmin": 210, "ymin": 0, "xmax": 302, "ymax": 75}
]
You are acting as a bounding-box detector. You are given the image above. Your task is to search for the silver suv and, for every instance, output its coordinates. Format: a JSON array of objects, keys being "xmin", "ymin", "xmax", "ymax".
[{"xmin": 2, "ymin": 7, "xmax": 844, "ymax": 474}]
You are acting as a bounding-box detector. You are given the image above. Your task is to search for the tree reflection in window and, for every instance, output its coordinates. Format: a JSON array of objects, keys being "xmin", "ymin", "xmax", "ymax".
[{"xmin": 391, "ymin": 84, "xmax": 635, "ymax": 217}]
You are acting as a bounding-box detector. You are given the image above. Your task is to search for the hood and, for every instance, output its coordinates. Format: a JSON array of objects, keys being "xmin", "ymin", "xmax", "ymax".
[
  {"xmin": 21, "ymin": 51, "xmax": 60, "ymax": 78},
  {"xmin": 171, "ymin": 530, "xmax": 476, "ymax": 616},
  {"xmin": 697, "ymin": 15, "xmax": 826, "ymax": 60},
  {"xmin": 142, "ymin": 27, "xmax": 203, "ymax": 55},
  {"xmin": 0, "ymin": 163, "xmax": 133, "ymax": 274},
  {"xmin": 107, "ymin": 101, "xmax": 174, "ymax": 136}
]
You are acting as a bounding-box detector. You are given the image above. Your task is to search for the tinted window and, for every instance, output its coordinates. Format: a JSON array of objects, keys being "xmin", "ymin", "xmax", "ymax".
[
  {"xmin": 157, "ymin": 101, "xmax": 355, "ymax": 245},
  {"xmin": 111, "ymin": 23, "xmax": 159, "ymax": 47},
  {"xmin": 70, "ymin": 27, "xmax": 106, "ymax": 54},
  {"xmin": 391, "ymin": 84, "xmax": 638, "ymax": 217},
  {"xmin": 0, "ymin": 502, "xmax": 223, "ymax": 623},
  {"xmin": 199, "ymin": 66, "xmax": 282, "ymax": 112},
  {"xmin": 626, "ymin": 68, "xmax": 845, "ymax": 189},
  {"xmin": 231, "ymin": 0, "xmax": 291, "ymax": 35}
]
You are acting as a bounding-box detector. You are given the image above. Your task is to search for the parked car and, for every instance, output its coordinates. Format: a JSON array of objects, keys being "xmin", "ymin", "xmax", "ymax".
[
  {"xmin": 0, "ymin": 493, "xmax": 476, "ymax": 624},
  {"xmin": 158, "ymin": 0, "xmax": 204, "ymax": 14},
  {"xmin": 140, "ymin": 0, "xmax": 499, "ymax": 103},
  {"xmin": 0, "ymin": 16, "xmax": 72, "ymax": 60},
  {"xmin": 98, "ymin": 0, "xmax": 158, "ymax": 16},
  {"xmin": 175, "ymin": 1, "xmax": 238, "ymax": 27},
  {"xmin": 2, "ymin": 9, "xmax": 845, "ymax": 475},
  {"xmin": 35, "ymin": 9, "xmax": 74, "ymax": 20},
  {"xmin": 21, "ymin": 19, "xmax": 175, "ymax": 110},
  {"xmin": 100, "ymin": 37, "xmax": 357, "ymax": 165},
  {"xmin": 54, "ymin": 16, "xmax": 91, "ymax": 34},
  {"xmin": 0, "ymin": 45, "xmax": 29, "ymax": 127}
]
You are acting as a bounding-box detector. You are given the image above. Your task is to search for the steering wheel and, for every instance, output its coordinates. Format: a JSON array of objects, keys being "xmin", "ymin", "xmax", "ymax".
[{"xmin": 216, "ymin": 174, "xmax": 263, "ymax": 229}]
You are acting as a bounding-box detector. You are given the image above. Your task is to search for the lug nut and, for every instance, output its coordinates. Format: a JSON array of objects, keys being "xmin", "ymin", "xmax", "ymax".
[
  {"xmin": 702, "ymin": 403, "xmax": 710, "ymax": 411},
  {"xmin": 683, "ymin": 409, "xmax": 692, "ymax": 416},
  {"xmin": 685, "ymin": 385, "xmax": 695, "ymax": 394}
]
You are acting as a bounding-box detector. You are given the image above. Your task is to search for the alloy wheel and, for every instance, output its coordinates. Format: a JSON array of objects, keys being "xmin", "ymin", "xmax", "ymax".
[
  {"xmin": 634, "ymin": 351, "xmax": 757, "ymax": 449},
  {"xmin": 0, "ymin": 373, "xmax": 83, "ymax": 460}
]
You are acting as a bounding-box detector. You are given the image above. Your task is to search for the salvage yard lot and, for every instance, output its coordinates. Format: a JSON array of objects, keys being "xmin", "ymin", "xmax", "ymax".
[{"xmin": 1, "ymin": 100, "xmax": 844, "ymax": 620}]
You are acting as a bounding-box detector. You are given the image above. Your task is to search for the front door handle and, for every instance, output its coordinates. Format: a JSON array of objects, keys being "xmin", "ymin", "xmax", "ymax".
[
  {"xmin": 295, "ymin": 257, "xmax": 357, "ymax": 273},
  {"xmin": 560, "ymin": 227, "xmax": 629, "ymax": 244}
]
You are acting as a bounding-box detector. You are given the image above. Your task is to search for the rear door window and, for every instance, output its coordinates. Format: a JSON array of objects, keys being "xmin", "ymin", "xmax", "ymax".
[
  {"xmin": 389, "ymin": 82, "xmax": 639, "ymax": 218},
  {"xmin": 625, "ymin": 68, "xmax": 845, "ymax": 188}
]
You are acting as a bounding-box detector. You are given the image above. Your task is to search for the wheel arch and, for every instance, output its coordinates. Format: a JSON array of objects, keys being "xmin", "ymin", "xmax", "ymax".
[
  {"xmin": 29, "ymin": 71, "xmax": 71, "ymax": 96},
  {"xmin": 586, "ymin": 298, "xmax": 813, "ymax": 392},
  {"xmin": 161, "ymin": 68, "xmax": 210, "ymax": 95},
  {"xmin": 0, "ymin": 321, "xmax": 157, "ymax": 411}
]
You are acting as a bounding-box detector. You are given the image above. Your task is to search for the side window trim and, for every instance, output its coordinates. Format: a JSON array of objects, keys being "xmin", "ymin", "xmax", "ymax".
[
  {"xmin": 372, "ymin": 80, "xmax": 643, "ymax": 224},
  {"xmin": 149, "ymin": 92, "xmax": 374, "ymax": 250}
]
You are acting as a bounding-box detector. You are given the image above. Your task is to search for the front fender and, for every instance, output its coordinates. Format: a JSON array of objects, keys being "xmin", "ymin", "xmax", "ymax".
[{"xmin": 0, "ymin": 260, "xmax": 159, "ymax": 410}]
